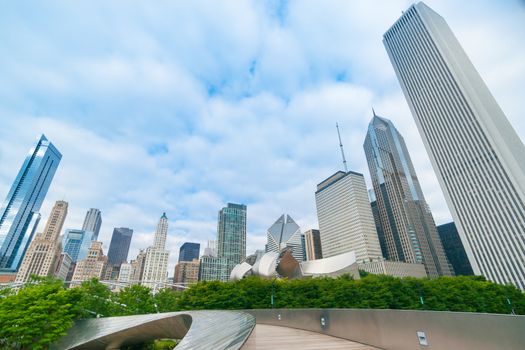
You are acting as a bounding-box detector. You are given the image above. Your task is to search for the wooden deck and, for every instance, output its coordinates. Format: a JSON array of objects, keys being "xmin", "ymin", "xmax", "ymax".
[{"xmin": 241, "ymin": 324, "xmax": 381, "ymax": 349}]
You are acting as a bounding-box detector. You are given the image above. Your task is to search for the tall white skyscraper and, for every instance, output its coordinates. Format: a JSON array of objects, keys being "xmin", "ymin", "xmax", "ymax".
[
  {"xmin": 142, "ymin": 213, "xmax": 170, "ymax": 289},
  {"xmin": 315, "ymin": 171, "xmax": 382, "ymax": 262},
  {"xmin": 384, "ymin": 2, "xmax": 525, "ymax": 289}
]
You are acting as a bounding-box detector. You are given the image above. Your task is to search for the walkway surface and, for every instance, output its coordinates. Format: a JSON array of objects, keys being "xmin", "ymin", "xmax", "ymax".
[{"xmin": 241, "ymin": 324, "xmax": 381, "ymax": 349}]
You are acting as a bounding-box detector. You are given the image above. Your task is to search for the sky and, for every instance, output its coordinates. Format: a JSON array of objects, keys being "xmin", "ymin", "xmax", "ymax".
[{"xmin": 0, "ymin": 0, "xmax": 524, "ymax": 276}]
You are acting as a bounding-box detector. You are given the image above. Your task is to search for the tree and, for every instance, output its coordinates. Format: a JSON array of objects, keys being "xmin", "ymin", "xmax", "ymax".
[{"xmin": 0, "ymin": 277, "xmax": 81, "ymax": 350}]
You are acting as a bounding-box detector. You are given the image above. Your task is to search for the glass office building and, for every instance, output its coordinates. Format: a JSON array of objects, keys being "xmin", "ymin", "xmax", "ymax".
[
  {"xmin": 107, "ymin": 227, "xmax": 133, "ymax": 265},
  {"xmin": 0, "ymin": 135, "xmax": 61, "ymax": 271},
  {"xmin": 62, "ymin": 229, "xmax": 95, "ymax": 262},
  {"xmin": 217, "ymin": 203, "xmax": 247, "ymax": 265},
  {"xmin": 364, "ymin": 113, "xmax": 452, "ymax": 276},
  {"xmin": 179, "ymin": 242, "xmax": 200, "ymax": 262}
]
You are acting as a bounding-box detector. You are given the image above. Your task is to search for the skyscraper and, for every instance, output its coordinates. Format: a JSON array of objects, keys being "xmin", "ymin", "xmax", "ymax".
[
  {"xmin": 16, "ymin": 200, "xmax": 68, "ymax": 282},
  {"xmin": 62, "ymin": 229, "xmax": 95, "ymax": 262},
  {"xmin": 82, "ymin": 208, "xmax": 102, "ymax": 240},
  {"xmin": 71, "ymin": 241, "xmax": 107, "ymax": 282},
  {"xmin": 107, "ymin": 227, "xmax": 133, "ymax": 265},
  {"xmin": 200, "ymin": 203, "xmax": 247, "ymax": 281},
  {"xmin": 384, "ymin": 2, "xmax": 525, "ymax": 288},
  {"xmin": 0, "ymin": 135, "xmax": 61, "ymax": 271},
  {"xmin": 217, "ymin": 203, "xmax": 247, "ymax": 264},
  {"xmin": 178, "ymin": 242, "xmax": 200, "ymax": 262},
  {"xmin": 364, "ymin": 113, "xmax": 452, "ymax": 276},
  {"xmin": 303, "ymin": 229, "xmax": 322, "ymax": 261},
  {"xmin": 437, "ymin": 222, "xmax": 474, "ymax": 276},
  {"xmin": 266, "ymin": 214, "xmax": 304, "ymax": 261},
  {"xmin": 142, "ymin": 213, "xmax": 170, "ymax": 288},
  {"xmin": 315, "ymin": 171, "xmax": 382, "ymax": 262}
]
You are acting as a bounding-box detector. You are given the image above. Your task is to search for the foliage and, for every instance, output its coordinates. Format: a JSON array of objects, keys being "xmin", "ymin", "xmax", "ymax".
[
  {"xmin": 0, "ymin": 276, "xmax": 82, "ymax": 350},
  {"xmin": 176, "ymin": 275, "xmax": 525, "ymax": 314},
  {"xmin": 2, "ymin": 274, "xmax": 524, "ymax": 349}
]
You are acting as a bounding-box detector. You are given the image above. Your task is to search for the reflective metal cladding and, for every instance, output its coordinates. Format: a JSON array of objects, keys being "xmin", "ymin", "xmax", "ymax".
[
  {"xmin": 0, "ymin": 135, "xmax": 61, "ymax": 272},
  {"xmin": 53, "ymin": 310, "xmax": 256, "ymax": 350}
]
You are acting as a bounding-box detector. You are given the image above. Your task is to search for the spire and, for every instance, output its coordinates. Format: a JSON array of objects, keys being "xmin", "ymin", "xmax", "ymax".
[
  {"xmin": 161, "ymin": 212, "xmax": 167, "ymax": 220},
  {"xmin": 372, "ymin": 107, "xmax": 376, "ymax": 117},
  {"xmin": 336, "ymin": 122, "xmax": 348, "ymax": 172}
]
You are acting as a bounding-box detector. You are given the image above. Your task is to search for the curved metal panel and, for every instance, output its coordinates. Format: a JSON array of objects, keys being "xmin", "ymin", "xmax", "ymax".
[
  {"xmin": 257, "ymin": 252, "xmax": 279, "ymax": 278},
  {"xmin": 230, "ymin": 262, "xmax": 253, "ymax": 281},
  {"xmin": 53, "ymin": 310, "xmax": 255, "ymax": 350},
  {"xmin": 300, "ymin": 251, "xmax": 357, "ymax": 276}
]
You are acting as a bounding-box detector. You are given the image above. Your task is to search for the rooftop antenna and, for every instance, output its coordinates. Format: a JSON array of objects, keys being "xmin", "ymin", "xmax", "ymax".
[{"xmin": 336, "ymin": 122, "xmax": 348, "ymax": 172}]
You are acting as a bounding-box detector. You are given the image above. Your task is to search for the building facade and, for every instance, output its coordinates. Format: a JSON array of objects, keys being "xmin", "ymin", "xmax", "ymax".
[
  {"xmin": 118, "ymin": 262, "xmax": 133, "ymax": 283},
  {"xmin": 0, "ymin": 135, "xmax": 61, "ymax": 272},
  {"xmin": 54, "ymin": 253, "xmax": 73, "ymax": 281},
  {"xmin": 358, "ymin": 260, "xmax": 427, "ymax": 278},
  {"xmin": 179, "ymin": 242, "xmax": 200, "ymax": 262},
  {"xmin": 71, "ymin": 241, "xmax": 107, "ymax": 282},
  {"xmin": 383, "ymin": 2, "xmax": 525, "ymax": 289},
  {"xmin": 131, "ymin": 249, "xmax": 146, "ymax": 283},
  {"xmin": 174, "ymin": 258, "xmax": 200, "ymax": 285},
  {"xmin": 315, "ymin": 171, "xmax": 382, "ymax": 262},
  {"xmin": 304, "ymin": 229, "xmax": 323, "ymax": 261},
  {"xmin": 142, "ymin": 213, "xmax": 170, "ymax": 288},
  {"xmin": 266, "ymin": 214, "xmax": 304, "ymax": 261},
  {"xmin": 437, "ymin": 222, "xmax": 474, "ymax": 276},
  {"xmin": 217, "ymin": 203, "xmax": 247, "ymax": 265},
  {"xmin": 82, "ymin": 208, "xmax": 102, "ymax": 240},
  {"xmin": 199, "ymin": 255, "xmax": 230, "ymax": 282},
  {"xmin": 16, "ymin": 200, "xmax": 68, "ymax": 282},
  {"xmin": 107, "ymin": 227, "xmax": 133, "ymax": 265},
  {"xmin": 62, "ymin": 229, "xmax": 95, "ymax": 262},
  {"xmin": 364, "ymin": 113, "xmax": 452, "ymax": 277}
]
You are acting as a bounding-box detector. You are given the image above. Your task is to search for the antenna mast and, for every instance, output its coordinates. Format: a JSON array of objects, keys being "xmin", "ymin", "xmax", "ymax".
[{"xmin": 336, "ymin": 122, "xmax": 348, "ymax": 172}]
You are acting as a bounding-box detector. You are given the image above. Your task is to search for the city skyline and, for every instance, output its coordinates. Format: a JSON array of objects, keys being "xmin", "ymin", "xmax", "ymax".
[{"xmin": 0, "ymin": 1, "xmax": 523, "ymax": 276}]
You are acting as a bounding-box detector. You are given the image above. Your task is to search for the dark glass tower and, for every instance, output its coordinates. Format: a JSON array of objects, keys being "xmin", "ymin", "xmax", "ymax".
[
  {"xmin": 107, "ymin": 227, "xmax": 133, "ymax": 265},
  {"xmin": 179, "ymin": 242, "xmax": 200, "ymax": 262},
  {"xmin": 437, "ymin": 222, "xmax": 474, "ymax": 276},
  {"xmin": 364, "ymin": 113, "xmax": 452, "ymax": 276},
  {"xmin": 0, "ymin": 135, "xmax": 61, "ymax": 271}
]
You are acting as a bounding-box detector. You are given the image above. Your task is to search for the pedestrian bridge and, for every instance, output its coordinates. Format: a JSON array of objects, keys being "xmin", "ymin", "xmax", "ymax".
[{"xmin": 54, "ymin": 308, "xmax": 525, "ymax": 349}]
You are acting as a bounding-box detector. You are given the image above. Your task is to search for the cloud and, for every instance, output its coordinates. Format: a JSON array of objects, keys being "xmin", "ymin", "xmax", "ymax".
[{"xmin": 0, "ymin": 0, "xmax": 524, "ymax": 276}]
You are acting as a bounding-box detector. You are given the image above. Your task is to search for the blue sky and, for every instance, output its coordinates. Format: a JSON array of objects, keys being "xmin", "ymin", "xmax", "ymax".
[{"xmin": 0, "ymin": 0, "xmax": 524, "ymax": 275}]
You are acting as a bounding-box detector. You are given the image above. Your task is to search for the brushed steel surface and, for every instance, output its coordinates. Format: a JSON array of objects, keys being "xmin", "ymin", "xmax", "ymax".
[
  {"xmin": 53, "ymin": 310, "xmax": 255, "ymax": 350},
  {"xmin": 246, "ymin": 308, "xmax": 525, "ymax": 350}
]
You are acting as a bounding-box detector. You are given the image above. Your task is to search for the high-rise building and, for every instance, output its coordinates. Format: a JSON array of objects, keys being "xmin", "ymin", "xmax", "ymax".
[
  {"xmin": 107, "ymin": 227, "xmax": 133, "ymax": 265},
  {"xmin": 130, "ymin": 249, "xmax": 146, "ymax": 283},
  {"xmin": 384, "ymin": 2, "xmax": 525, "ymax": 289},
  {"xmin": 142, "ymin": 213, "xmax": 170, "ymax": 288},
  {"xmin": 178, "ymin": 242, "xmax": 200, "ymax": 262},
  {"xmin": 203, "ymin": 240, "xmax": 217, "ymax": 257},
  {"xmin": 266, "ymin": 214, "xmax": 304, "ymax": 261},
  {"xmin": 364, "ymin": 113, "xmax": 452, "ymax": 277},
  {"xmin": 16, "ymin": 201, "xmax": 68, "ymax": 282},
  {"xmin": 200, "ymin": 203, "xmax": 247, "ymax": 281},
  {"xmin": 62, "ymin": 229, "xmax": 95, "ymax": 262},
  {"xmin": 217, "ymin": 203, "xmax": 247, "ymax": 264},
  {"xmin": 118, "ymin": 262, "xmax": 133, "ymax": 283},
  {"xmin": 54, "ymin": 252, "xmax": 72, "ymax": 281},
  {"xmin": 315, "ymin": 171, "xmax": 382, "ymax": 262},
  {"xmin": 369, "ymin": 190, "xmax": 388, "ymax": 259},
  {"xmin": 174, "ymin": 258, "xmax": 200, "ymax": 286},
  {"xmin": 304, "ymin": 229, "xmax": 323, "ymax": 261},
  {"xmin": 71, "ymin": 241, "xmax": 107, "ymax": 282},
  {"xmin": 437, "ymin": 222, "xmax": 474, "ymax": 276},
  {"xmin": 82, "ymin": 208, "xmax": 102, "ymax": 240},
  {"xmin": 0, "ymin": 135, "xmax": 61, "ymax": 272}
]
